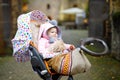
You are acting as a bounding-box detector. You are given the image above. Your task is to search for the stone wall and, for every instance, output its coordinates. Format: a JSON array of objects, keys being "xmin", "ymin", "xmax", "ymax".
[
  {"xmin": 10, "ymin": 0, "xmax": 22, "ymax": 39},
  {"xmin": 88, "ymin": 0, "xmax": 109, "ymax": 39},
  {"xmin": 0, "ymin": 0, "xmax": 5, "ymax": 55},
  {"xmin": 0, "ymin": 0, "xmax": 21, "ymax": 55},
  {"xmin": 28, "ymin": 0, "xmax": 62, "ymax": 20},
  {"xmin": 110, "ymin": 0, "xmax": 120, "ymax": 60},
  {"xmin": 28, "ymin": 0, "xmax": 88, "ymax": 21},
  {"xmin": 0, "ymin": 0, "xmax": 11, "ymax": 55}
]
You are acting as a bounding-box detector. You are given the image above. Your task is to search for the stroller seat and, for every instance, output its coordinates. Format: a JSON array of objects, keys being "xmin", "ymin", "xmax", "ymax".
[{"xmin": 29, "ymin": 42, "xmax": 73, "ymax": 80}]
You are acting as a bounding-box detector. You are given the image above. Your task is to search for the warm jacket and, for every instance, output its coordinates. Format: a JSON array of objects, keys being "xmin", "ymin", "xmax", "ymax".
[{"xmin": 38, "ymin": 22, "xmax": 71, "ymax": 59}]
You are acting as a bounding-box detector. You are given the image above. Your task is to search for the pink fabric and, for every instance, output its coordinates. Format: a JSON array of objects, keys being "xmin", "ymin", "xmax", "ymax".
[
  {"xmin": 38, "ymin": 38, "xmax": 71, "ymax": 59},
  {"xmin": 38, "ymin": 22, "xmax": 71, "ymax": 59}
]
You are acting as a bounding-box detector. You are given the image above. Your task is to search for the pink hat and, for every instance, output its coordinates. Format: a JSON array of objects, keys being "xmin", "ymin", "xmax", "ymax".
[{"xmin": 38, "ymin": 22, "xmax": 61, "ymax": 40}]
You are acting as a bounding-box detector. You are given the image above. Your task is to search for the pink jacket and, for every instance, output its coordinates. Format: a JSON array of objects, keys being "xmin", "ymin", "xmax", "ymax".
[{"xmin": 38, "ymin": 22, "xmax": 71, "ymax": 59}]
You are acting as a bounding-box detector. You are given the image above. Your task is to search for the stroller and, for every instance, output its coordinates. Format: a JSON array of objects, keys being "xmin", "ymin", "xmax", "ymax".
[{"xmin": 11, "ymin": 10, "xmax": 109, "ymax": 80}]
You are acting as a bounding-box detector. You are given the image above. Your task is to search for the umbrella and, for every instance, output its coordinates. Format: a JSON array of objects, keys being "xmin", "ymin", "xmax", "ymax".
[
  {"xmin": 61, "ymin": 7, "xmax": 85, "ymax": 14},
  {"xmin": 76, "ymin": 13, "xmax": 86, "ymax": 18},
  {"xmin": 61, "ymin": 8, "xmax": 86, "ymax": 25},
  {"xmin": 11, "ymin": 10, "xmax": 48, "ymax": 62}
]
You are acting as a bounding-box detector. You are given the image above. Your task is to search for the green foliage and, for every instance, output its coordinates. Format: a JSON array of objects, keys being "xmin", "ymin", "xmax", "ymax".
[
  {"xmin": 85, "ymin": 4, "xmax": 89, "ymax": 18},
  {"xmin": 112, "ymin": 12, "xmax": 120, "ymax": 29},
  {"xmin": 22, "ymin": 0, "xmax": 29, "ymax": 4},
  {"xmin": 85, "ymin": 42, "xmax": 105, "ymax": 53}
]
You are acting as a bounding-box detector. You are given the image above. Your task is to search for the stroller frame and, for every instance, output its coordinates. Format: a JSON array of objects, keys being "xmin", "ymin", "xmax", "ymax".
[
  {"xmin": 29, "ymin": 37, "xmax": 109, "ymax": 80},
  {"xmin": 29, "ymin": 44, "xmax": 73, "ymax": 80},
  {"xmin": 29, "ymin": 45, "xmax": 52, "ymax": 80},
  {"xmin": 12, "ymin": 10, "xmax": 109, "ymax": 80}
]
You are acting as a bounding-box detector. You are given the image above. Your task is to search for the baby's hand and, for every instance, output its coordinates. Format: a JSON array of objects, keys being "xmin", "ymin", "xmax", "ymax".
[{"xmin": 70, "ymin": 45, "xmax": 75, "ymax": 50}]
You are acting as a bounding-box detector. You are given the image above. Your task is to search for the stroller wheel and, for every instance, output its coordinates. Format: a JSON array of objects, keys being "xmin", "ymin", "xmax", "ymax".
[{"xmin": 80, "ymin": 38, "xmax": 109, "ymax": 56}]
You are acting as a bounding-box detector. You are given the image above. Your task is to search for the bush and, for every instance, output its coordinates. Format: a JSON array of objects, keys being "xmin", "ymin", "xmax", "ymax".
[{"xmin": 112, "ymin": 12, "xmax": 120, "ymax": 31}]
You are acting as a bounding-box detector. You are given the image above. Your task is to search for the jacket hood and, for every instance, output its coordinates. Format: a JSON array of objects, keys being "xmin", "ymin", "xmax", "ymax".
[{"xmin": 38, "ymin": 22, "xmax": 61, "ymax": 40}]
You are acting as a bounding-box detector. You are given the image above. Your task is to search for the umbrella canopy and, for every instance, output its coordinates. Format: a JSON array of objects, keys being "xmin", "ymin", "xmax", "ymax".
[
  {"xmin": 61, "ymin": 7, "xmax": 85, "ymax": 14},
  {"xmin": 11, "ymin": 10, "xmax": 48, "ymax": 62}
]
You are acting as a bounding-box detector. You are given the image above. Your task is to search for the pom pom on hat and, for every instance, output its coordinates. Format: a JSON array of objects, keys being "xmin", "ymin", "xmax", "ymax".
[{"xmin": 49, "ymin": 20, "xmax": 58, "ymax": 26}]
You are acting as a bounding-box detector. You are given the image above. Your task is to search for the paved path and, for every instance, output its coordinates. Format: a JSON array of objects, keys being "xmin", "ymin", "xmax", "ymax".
[
  {"xmin": 62, "ymin": 29, "xmax": 88, "ymax": 47},
  {"xmin": 0, "ymin": 29, "xmax": 120, "ymax": 80}
]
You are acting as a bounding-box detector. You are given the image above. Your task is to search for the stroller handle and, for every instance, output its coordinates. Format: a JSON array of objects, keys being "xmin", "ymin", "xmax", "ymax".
[{"xmin": 80, "ymin": 38, "xmax": 109, "ymax": 56}]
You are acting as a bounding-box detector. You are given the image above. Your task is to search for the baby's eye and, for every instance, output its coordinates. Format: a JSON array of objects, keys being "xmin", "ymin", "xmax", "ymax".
[{"xmin": 51, "ymin": 31, "xmax": 54, "ymax": 33}]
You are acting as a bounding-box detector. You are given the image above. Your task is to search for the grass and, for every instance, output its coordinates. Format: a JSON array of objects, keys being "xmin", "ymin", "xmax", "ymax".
[
  {"xmin": 0, "ymin": 29, "xmax": 119, "ymax": 80},
  {"xmin": 84, "ymin": 40, "xmax": 106, "ymax": 53},
  {"xmin": 73, "ymin": 54, "xmax": 120, "ymax": 80},
  {"xmin": 0, "ymin": 54, "xmax": 120, "ymax": 80}
]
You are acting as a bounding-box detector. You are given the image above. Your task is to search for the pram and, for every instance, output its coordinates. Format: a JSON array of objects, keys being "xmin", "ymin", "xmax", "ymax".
[{"xmin": 11, "ymin": 10, "xmax": 109, "ymax": 80}]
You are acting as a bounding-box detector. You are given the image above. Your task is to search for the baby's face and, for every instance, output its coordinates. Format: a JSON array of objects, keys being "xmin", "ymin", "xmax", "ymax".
[{"xmin": 47, "ymin": 27, "xmax": 58, "ymax": 38}]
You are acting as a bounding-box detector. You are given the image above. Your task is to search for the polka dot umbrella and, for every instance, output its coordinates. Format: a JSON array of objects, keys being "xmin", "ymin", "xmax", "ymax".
[{"xmin": 11, "ymin": 10, "xmax": 48, "ymax": 62}]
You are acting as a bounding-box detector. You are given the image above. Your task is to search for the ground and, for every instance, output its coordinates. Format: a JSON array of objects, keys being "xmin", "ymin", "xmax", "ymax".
[{"xmin": 0, "ymin": 29, "xmax": 120, "ymax": 80}]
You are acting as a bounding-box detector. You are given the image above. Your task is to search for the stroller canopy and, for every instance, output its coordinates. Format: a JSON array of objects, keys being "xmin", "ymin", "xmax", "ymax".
[{"xmin": 11, "ymin": 10, "xmax": 48, "ymax": 62}]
